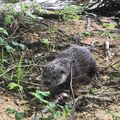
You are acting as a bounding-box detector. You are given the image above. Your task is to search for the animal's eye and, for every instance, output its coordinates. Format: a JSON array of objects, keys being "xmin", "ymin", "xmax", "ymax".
[{"xmin": 61, "ymin": 70, "xmax": 65, "ymax": 74}]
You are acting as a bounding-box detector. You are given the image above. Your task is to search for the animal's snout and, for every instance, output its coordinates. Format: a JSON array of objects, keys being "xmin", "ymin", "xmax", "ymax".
[{"xmin": 44, "ymin": 81, "xmax": 51, "ymax": 86}]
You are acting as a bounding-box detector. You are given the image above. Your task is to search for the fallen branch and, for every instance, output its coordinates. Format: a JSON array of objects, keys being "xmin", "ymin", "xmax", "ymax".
[
  {"xmin": 0, "ymin": 65, "xmax": 17, "ymax": 77},
  {"xmin": 75, "ymin": 95, "xmax": 112, "ymax": 105},
  {"xmin": 69, "ymin": 62, "xmax": 76, "ymax": 120},
  {"xmin": 83, "ymin": 95, "xmax": 112, "ymax": 102}
]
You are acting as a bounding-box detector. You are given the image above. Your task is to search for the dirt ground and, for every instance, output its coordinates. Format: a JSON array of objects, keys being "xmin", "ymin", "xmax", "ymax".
[{"xmin": 0, "ymin": 15, "xmax": 120, "ymax": 120}]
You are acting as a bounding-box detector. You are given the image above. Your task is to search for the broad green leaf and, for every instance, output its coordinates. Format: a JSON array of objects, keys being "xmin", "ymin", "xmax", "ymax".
[
  {"xmin": 6, "ymin": 108, "xmax": 16, "ymax": 114},
  {"xmin": 108, "ymin": 111, "xmax": 120, "ymax": 120},
  {"xmin": 81, "ymin": 31, "xmax": 91, "ymax": 36},
  {"xmin": 0, "ymin": 37, "xmax": 5, "ymax": 45},
  {"xmin": 5, "ymin": 45, "xmax": 14, "ymax": 52},
  {"xmin": 15, "ymin": 112, "xmax": 24, "ymax": 120},
  {"xmin": 103, "ymin": 23, "xmax": 115, "ymax": 29},
  {"xmin": 12, "ymin": 41, "xmax": 20, "ymax": 46},
  {"xmin": 0, "ymin": 27, "xmax": 8, "ymax": 35},
  {"xmin": 4, "ymin": 15, "xmax": 14, "ymax": 25},
  {"xmin": 0, "ymin": 38, "xmax": 15, "ymax": 52},
  {"xmin": 28, "ymin": 13, "xmax": 37, "ymax": 20},
  {"xmin": 12, "ymin": 41, "xmax": 26, "ymax": 50},
  {"xmin": 53, "ymin": 111, "xmax": 61, "ymax": 118},
  {"xmin": 0, "ymin": 37, "xmax": 14, "ymax": 52},
  {"xmin": 63, "ymin": 105, "xmax": 71, "ymax": 118},
  {"xmin": 89, "ymin": 88, "xmax": 99, "ymax": 94},
  {"xmin": 8, "ymin": 82, "xmax": 23, "ymax": 91},
  {"xmin": 36, "ymin": 90, "xmax": 50, "ymax": 97},
  {"xmin": 100, "ymin": 31, "xmax": 110, "ymax": 37},
  {"xmin": 19, "ymin": 44, "xmax": 26, "ymax": 50},
  {"xmin": 32, "ymin": 90, "xmax": 50, "ymax": 104},
  {"xmin": 41, "ymin": 39, "xmax": 50, "ymax": 46},
  {"xmin": 48, "ymin": 102, "xmax": 56, "ymax": 110},
  {"xmin": 32, "ymin": 92, "xmax": 48, "ymax": 103},
  {"xmin": 6, "ymin": 108, "xmax": 25, "ymax": 120},
  {"xmin": 8, "ymin": 82, "xmax": 18, "ymax": 90}
]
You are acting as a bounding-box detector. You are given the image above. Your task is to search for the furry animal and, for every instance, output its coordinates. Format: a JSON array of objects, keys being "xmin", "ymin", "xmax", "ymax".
[{"xmin": 42, "ymin": 45, "xmax": 96, "ymax": 88}]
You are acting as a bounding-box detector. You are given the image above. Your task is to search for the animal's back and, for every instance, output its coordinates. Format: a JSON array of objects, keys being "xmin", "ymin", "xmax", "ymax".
[{"xmin": 57, "ymin": 45, "xmax": 96, "ymax": 78}]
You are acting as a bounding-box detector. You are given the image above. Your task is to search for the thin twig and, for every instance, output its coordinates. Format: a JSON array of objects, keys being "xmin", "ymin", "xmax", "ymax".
[
  {"xmin": 0, "ymin": 65, "xmax": 17, "ymax": 77},
  {"xmin": 83, "ymin": 95, "xmax": 112, "ymax": 102},
  {"xmin": 86, "ymin": 17, "xmax": 91, "ymax": 32},
  {"xmin": 70, "ymin": 62, "xmax": 75, "ymax": 110},
  {"xmin": 70, "ymin": 63, "xmax": 75, "ymax": 107},
  {"xmin": 73, "ymin": 73, "xmax": 87, "ymax": 79},
  {"xmin": 8, "ymin": 24, "xmax": 19, "ymax": 40},
  {"xmin": 112, "ymin": 60, "xmax": 120, "ymax": 66},
  {"xmin": 99, "ymin": 91, "xmax": 120, "ymax": 97},
  {"xmin": 0, "ymin": 64, "xmax": 43, "ymax": 77},
  {"xmin": 22, "ymin": 81, "xmax": 42, "ymax": 87}
]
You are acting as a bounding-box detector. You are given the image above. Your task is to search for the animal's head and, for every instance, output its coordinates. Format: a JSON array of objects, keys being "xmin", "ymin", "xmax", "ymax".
[{"xmin": 42, "ymin": 58, "xmax": 71, "ymax": 88}]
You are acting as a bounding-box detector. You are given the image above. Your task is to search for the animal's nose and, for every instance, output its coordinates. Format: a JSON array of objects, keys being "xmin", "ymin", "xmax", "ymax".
[{"xmin": 44, "ymin": 81, "xmax": 51, "ymax": 86}]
